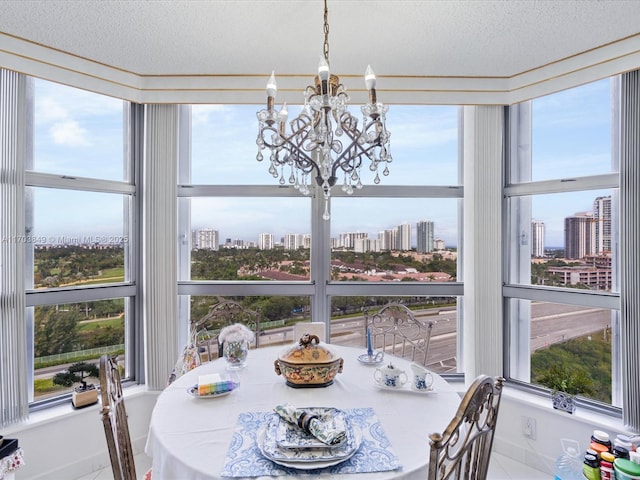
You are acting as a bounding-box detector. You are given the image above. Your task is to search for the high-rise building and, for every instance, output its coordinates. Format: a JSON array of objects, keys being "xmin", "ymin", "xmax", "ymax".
[
  {"xmin": 593, "ymin": 195, "xmax": 612, "ymax": 255},
  {"xmin": 284, "ymin": 233, "xmax": 304, "ymax": 250},
  {"xmin": 416, "ymin": 220, "xmax": 435, "ymax": 253},
  {"xmin": 258, "ymin": 233, "xmax": 274, "ymax": 250},
  {"xmin": 396, "ymin": 223, "xmax": 412, "ymax": 251},
  {"xmin": 194, "ymin": 228, "xmax": 219, "ymax": 250},
  {"xmin": 531, "ymin": 220, "xmax": 545, "ymax": 257},
  {"xmin": 354, "ymin": 237, "xmax": 381, "ymax": 253},
  {"xmin": 565, "ymin": 213, "xmax": 595, "ymax": 259},
  {"xmin": 339, "ymin": 232, "xmax": 368, "ymax": 249},
  {"xmin": 434, "ymin": 239, "xmax": 445, "ymax": 250},
  {"xmin": 378, "ymin": 230, "xmax": 394, "ymax": 251}
]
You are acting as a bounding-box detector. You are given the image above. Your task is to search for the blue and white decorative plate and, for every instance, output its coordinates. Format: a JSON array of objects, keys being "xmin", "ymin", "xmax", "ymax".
[{"xmin": 257, "ymin": 422, "xmax": 362, "ymax": 469}]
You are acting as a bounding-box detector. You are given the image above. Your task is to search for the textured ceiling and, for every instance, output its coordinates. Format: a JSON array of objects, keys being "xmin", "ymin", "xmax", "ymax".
[{"xmin": 1, "ymin": 0, "xmax": 640, "ymax": 80}]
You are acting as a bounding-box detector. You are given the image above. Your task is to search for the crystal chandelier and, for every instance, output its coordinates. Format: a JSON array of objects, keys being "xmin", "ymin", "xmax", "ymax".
[{"xmin": 256, "ymin": 0, "xmax": 392, "ymax": 220}]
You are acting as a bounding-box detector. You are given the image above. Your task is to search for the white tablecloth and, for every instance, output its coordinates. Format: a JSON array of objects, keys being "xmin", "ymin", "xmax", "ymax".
[{"xmin": 145, "ymin": 344, "xmax": 460, "ymax": 480}]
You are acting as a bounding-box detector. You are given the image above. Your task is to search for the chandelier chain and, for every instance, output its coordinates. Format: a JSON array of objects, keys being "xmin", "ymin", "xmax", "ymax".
[{"xmin": 323, "ymin": 0, "xmax": 330, "ymax": 62}]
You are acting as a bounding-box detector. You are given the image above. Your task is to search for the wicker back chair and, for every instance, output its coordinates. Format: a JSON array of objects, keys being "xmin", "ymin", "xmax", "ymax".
[
  {"xmin": 99, "ymin": 355, "xmax": 143, "ymax": 480},
  {"xmin": 191, "ymin": 298, "xmax": 261, "ymax": 361},
  {"xmin": 428, "ymin": 375, "xmax": 505, "ymax": 480},
  {"xmin": 365, "ymin": 302, "xmax": 433, "ymax": 366},
  {"xmin": 166, "ymin": 298, "xmax": 261, "ymax": 386}
]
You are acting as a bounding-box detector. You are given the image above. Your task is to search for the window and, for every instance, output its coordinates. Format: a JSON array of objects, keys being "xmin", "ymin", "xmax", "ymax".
[
  {"xmin": 26, "ymin": 79, "xmax": 137, "ymax": 404},
  {"xmin": 32, "ymin": 80, "xmax": 125, "ymax": 181},
  {"xmin": 330, "ymin": 198, "xmax": 458, "ymax": 282},
  {"xmin": 179, "ymin": 105, "xmax": 463, "ymax": 376},
  {"xmin": 34, "ymin": 298, "xmax": 127, "ymax": 400},
  {"xmin": 188, "ymin": 197, "xmax": 311, "ymax": 281},
  {"xmin": 329, "ymin": 295, "xmax": 458, "ymax": 374},
  {"xmin": 505, "ymin": 78, "xmax": 620, "ymax": 408}
]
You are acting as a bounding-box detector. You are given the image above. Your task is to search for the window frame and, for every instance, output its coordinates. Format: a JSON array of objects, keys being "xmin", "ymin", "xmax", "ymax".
[
  {"xmin": 24, "ymin": 94, "xmax": 141, "ymax": 409},
  {"xmin": 503, "ymin": 84, "xmax": 622, "ymax": 414},
  {"xmin": 177, "ymin": 105, "xmax": 465, "ymax": 376}
]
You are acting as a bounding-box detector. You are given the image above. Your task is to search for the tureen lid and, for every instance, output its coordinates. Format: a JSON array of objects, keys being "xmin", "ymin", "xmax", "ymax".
[{"xmin": 277, "ymin": 334, "xmax": 339, "ymax": 364}]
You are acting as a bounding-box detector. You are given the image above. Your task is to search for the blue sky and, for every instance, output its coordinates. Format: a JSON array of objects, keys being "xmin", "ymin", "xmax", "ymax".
[{"xmin": 32, "ymin": 77, "xmax": 613, "ymax": 248}]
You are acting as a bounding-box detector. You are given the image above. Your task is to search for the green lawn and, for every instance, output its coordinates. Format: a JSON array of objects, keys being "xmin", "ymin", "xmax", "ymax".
[{"xmin": 77, "ymin": 317, "xmax": 124, "ymax": 332}]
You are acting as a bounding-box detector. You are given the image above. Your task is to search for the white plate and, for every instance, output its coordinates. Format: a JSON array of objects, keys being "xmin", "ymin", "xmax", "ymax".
[
  {"xmin": 257, "ymin": 425, "xmax": 361, "ymax": 470},
  {"xmin": 357, "ymin": 353, "xmax": 384, "ymax": 365},
  {"xmin": 374, "ymin": 382, "xmax": 436, "ymax": 394},
  {"xmin": 186, "ymin": 385, "xmax": 234, "ymax": 399}
]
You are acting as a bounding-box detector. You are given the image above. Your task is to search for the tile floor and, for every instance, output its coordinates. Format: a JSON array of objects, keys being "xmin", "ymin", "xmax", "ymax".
[{"xmin": 73, "ymin": 451, "xmax": 549, "ymax": 480}]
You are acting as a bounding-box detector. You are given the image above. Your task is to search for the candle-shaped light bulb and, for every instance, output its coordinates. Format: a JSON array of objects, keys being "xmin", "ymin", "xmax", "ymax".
[
  {"xmin": 266, "ymin": 71, "xmax": 277, "ymax": 98},
  {"xmin": 318, "ymin": 56, "xmax": 330, "ymax": 82},
  {"xmin": 364, "ymin": 65, "xmax": 377, "ymax": 90},
  {"xmin": 277, "ymin": 102, "xmax": 288, "ymax": 134},
  {"xmin": 278, "ymin": 102, "xmax": 288, "ymax": 123}
]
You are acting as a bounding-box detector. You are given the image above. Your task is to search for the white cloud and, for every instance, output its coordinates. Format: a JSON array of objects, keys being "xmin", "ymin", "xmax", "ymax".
[
  {"xmin": 50, "ymin": 120, "xmax": 91, "ymax": 147},
  {"xmin": 192, "ymin": 105, "xmax": 231, "ymax": 126},
  {"xmin": 35, "ymin": 79, "xmax": 123, "ymax": 135},
  {"xmin": 35, "ymin": 96, "xmax": 70, "ymax": 124}
]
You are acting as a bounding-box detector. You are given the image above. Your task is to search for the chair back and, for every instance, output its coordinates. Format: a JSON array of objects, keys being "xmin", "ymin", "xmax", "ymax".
[
  {"xmin": 191, "ymin": 298, "xmax": 260, "ymax": 361},
  {"xmin": 428, "ymin": 375, "xmax": 505, "ymax": 480},
  {"xmin": 99, "ymin": 354, "xmax": 137, "ymax": 480},
  {"xmin": 365, "ymin": 302, "xmax": 433, "ymax": 365}
]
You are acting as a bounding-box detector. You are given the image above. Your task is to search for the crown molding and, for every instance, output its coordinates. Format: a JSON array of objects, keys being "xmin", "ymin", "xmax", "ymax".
[{"xmin": 1, "ymin": 32, "xmax": 639, "ymax": 105}]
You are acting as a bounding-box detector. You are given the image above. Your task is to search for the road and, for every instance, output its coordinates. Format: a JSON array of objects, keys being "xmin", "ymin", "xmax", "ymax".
[
  {"xmin": 36, "ymin": 303, "xmax": 611, "ymax": 381},
  {"xmin": 255, "ymin": 302, "xmax": 611, "ymax": 375}
]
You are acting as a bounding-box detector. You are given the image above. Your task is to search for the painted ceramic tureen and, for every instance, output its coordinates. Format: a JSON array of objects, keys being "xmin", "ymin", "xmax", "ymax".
[{"xmin": 274, "ymin": 334, "xmax": 344, "ymax": 388}]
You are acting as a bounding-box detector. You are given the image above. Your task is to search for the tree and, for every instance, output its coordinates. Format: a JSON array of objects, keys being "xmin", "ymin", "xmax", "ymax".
[{"xmin": 35, "ymin": 306, "xmax": 80, "ymax": 356}]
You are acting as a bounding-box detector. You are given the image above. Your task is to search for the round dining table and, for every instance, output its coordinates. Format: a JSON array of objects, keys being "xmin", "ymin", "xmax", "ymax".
[{"xmin": 145, "ymin": 343, "xmax": 460, "ymax": 480}]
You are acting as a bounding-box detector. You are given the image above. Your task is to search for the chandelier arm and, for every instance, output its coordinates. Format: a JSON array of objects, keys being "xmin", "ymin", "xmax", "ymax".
[
  {"xmin": 276, "ymin": 136, "xmax": 323, "ymax": 182},
  {"xmin": 333, "ymin": 118, "xmax": 380, "ymax": 159},
  {"xmin": 331, "ymin": 143, "xmax": 377, "ymax": 178},
  {"xmin": 257, "ymin": 124, "xmax": 284, "ymax": 150}
]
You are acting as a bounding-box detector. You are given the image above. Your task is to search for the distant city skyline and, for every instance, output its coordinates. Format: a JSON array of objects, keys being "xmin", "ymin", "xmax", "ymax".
[{"xmin": 191, "ymin": 218, "xmax": 446, "ymax": 251}]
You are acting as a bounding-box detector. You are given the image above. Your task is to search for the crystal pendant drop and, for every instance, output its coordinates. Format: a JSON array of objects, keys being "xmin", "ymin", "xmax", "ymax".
[
  {"xmin": 323, "ymin": 200, "xmax": 330, "ymax": 220},
  {"xmin": 256, "ymin": 151, "xmax": 263, "ymax": 162},
  {"xmin": 374, "ymin": 172, "xmax": 381, "ymax": 184},
  {"xmin": 383, "ymin": 166, "xmax": 390, "ymax": 176}
]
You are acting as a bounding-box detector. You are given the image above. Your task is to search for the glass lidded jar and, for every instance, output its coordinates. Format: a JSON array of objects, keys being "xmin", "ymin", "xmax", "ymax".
[{"xmin": 223, "ymin": 340, "xmax": 249, "ymax": 369}]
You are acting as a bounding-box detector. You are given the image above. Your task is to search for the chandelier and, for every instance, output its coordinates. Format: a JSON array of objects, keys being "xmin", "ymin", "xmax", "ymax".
[{"xmin": 256, "ymin": 0, "xmax": 392, "ymax": 220}]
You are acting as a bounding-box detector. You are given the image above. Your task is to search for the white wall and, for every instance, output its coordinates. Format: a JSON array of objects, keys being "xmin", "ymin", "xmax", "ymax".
[
  {"xmin": 494, "ymin": 388, "xmax": 637, "ymax": 476},
  {"xmin": 2, "ymin": 388, "xmax": 158, "ymax": 480},
  {"xmin": 3, "ymin": 384, "xmax": 637, "ymax": 479}
]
